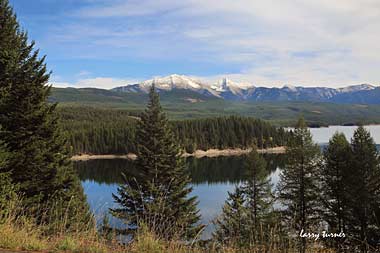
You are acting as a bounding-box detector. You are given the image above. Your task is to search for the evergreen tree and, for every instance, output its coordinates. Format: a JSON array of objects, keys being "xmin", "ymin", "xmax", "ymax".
[
  {"xmin": 58, "ymin": 106, "xmax": 288, "ymax": 155},
  {"xmin": 243, "ymin": 148, "xmax": 274, "ymax": 244},
  {"xmin": 111, "ymin": 85, "xmax": 202, "ymax": 240},
  {"xmin": 0, "ymin": 0, "xmax": 90, "ymax": 228},
  {"xmin": 346, "ymin": 126, "xmax": 380, "ymax": 251},
  {"xmin": 321, "ymin": 132, "xmax": 351, "ymax": 249},
  {"xmin": 213, "ymin": 149, "xmax": 275, "ymax": 247},
  {"xmin": 278, "ymin": 117, "xmax": 322, "ymax": 253},
  {"xmin": 213, "ymin": 186, "xmax": 248, "ymax": 247}
]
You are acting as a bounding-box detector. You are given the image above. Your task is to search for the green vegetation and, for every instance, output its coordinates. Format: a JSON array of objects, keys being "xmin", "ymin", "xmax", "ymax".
[
  {"xmin": 0, "ymin": 200, "xmax": 328, "ymax": 253},
  {"xmin": 1, "ymin": 0, "xmax": 380, "ymax": 252},
  {"xmin": 346, "ymin": 127, "xmax": 380, "ymax": 251},
  {"xmin": 0, "ymin": 0, "xmax": 90, "ymax": 233},
  {"xmin": 212, "ymin": 121, "xmax": 380, "ymax": 252},
  {"xmin": 172, "ymin": 116, "xmax": 287, "ymax": 152},
  {"xmin": 319, "ymin": 127, "xmax": 380, "ymax": 251},
  {"xmin": 53, "ymin": 87, "xmax": 380, "ymax": 126},
  {"xmin": 59, "ymin": 106, "xmax": 138, "ymax": 155},
  {"xmin": 320, "ymin": 132, "xmax": 351, "ymax": 248},
  {"xmin": 213, "ymin": 149, "xmax": 278, "ymax": 248},
  {"xmin": 58, "ymin": 106, "xmax": 289, "ymax": 155},
  {"xmin": 111, "ymin": 86, "xmax": 203, "ymax": 240},
  {"xmin": 278, "ymin": 118, "xmax": 322, "ymax": 252}
]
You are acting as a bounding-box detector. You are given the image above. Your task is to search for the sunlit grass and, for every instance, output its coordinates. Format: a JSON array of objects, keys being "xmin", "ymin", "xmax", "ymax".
[{"xmin": 0, "ymin": 197, "xmax": 336, "ymax": 253}]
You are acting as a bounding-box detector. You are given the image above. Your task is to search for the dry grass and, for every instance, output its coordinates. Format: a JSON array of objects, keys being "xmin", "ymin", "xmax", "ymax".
[
  {"xmin": 0, "ymin": 217, "xmax": 336, "ymax": 253},
  {"xmin": 0, "ymin": 198, "xmax": 336, "ymax": 253}
]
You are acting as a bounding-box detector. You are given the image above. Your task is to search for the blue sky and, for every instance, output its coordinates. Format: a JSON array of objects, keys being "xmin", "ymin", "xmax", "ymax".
[{"xmin": 11, "ymin": 0, "xmax": 380, "ymax": 89}]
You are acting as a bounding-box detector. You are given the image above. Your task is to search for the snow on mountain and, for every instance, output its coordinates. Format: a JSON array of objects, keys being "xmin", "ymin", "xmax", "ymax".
[
  {"xmin": 282, "ymin": 84, "xmax": 298, "ymax": 92},
  {"xmin": 337, "ymin": 84, "xmax": 375, "ymax": 93},
  {"xmin": 210, "ymin": 78, "xmax": 255, "ymax": 100},
  {"xmin": 112, "ymin": 74, "xmax": 378, "ymax": 103},
  {"xmin": 114, "ymin": 74, "xmax": 220, "ymax": 97},
  {"xmin": 139, "ymin": 74, "xmax": 205, "ymax": 92}
]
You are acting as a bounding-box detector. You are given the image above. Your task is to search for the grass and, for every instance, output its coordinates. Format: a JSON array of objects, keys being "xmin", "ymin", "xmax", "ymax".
[
  {"xmin": 0, "ymin": 197, "xmax": 336, "ymax": 253},
  {"xmin": 0, "ymin": 218, "xmax": 336, "ymax": 253},
  {"xmin": 0, "ymin": 222, "xmax": 47, "ymax": 250}
]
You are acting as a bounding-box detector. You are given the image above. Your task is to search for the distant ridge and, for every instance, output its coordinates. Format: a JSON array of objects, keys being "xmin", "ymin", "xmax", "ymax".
[{"xmin": 112, "ymin": 74, "xmax": 378, "ymax": 104}]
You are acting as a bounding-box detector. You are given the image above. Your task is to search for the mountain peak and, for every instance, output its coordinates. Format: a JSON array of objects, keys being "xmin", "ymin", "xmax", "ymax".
[
  {"xmin": 338, "ymin": 83, "xmax": 375, "ymax": 93},
  {"xmin": 112, "ymin": 75, "xmax": 379, "ymax": 104},
  {"xmin": 139, "ymin": 74, "xmax": 206, "ymax": 91},
  {"xmin": 282, "ymin": 84, "xmax": 298, "ymax": 92}
]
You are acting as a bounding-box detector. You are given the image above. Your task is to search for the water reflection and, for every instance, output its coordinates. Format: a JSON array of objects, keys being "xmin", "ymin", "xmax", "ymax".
[
  {"xmin": 76, "ymin": 125, "xmax": 380, "ymax": 238},
  {"xmin": 76, "ymin": 154, "xmax": 286, "ymax": 186},
  {"xmin": 75, "ymin": 154, "xmax": 285, "ymax": 238}
]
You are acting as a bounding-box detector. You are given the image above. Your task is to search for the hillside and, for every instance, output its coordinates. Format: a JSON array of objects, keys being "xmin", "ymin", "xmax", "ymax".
[
  {"xmin": 52, "ymin": 87, "xmax": 380, "ymax": 126},
  {"xmin": 112, "ymin": 74, "xmax": 380, "ymax": 104}
]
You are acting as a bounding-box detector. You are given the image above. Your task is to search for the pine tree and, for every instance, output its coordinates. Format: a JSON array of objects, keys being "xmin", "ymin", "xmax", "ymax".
[
  {"xmin": 346, "ymin": 126, "xmax": 380, "ymax": 251},
  {"xmin": 0, "ymin": 0, "xmax": 90, "ymax": 229},
  {"xmin": 213, "ymin": 149, "xmax": 275, "ymax": 247},
  {"xmin": 213, "ymin": 186, "xmax": 248, "ymax": 247},
  {"xmin": 278, "ymin": 117, "xmax": 322, "ymax": 253},
  {"xmin": 111, "ymin": 85, "xmax": 202, "ymax": 240},
  {"xmin": 243, "ymin": 148, "xmax": 274, "ymax": 244},
  {"xmin": 321, "ymin": 132, "xmax": 351, "ymax": 249}
]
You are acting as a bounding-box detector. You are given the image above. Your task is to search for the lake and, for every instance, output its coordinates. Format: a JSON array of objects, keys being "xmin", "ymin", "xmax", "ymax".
[{"xmin": 76, "ymin": 125, "xmax": 380, "ymax": 238}]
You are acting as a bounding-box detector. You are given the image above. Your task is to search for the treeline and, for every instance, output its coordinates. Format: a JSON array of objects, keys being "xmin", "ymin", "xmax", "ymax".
[
  {"xmin": 58, "ymin": 106, "xmax": 138, "ymax": 155},
  {"xmin": 58, "ymin": 106, "xmax": 289, "ymax": 155},
  {"xmin": 172, "ymin": 116, "xmax": 287, "ymax": 152}
]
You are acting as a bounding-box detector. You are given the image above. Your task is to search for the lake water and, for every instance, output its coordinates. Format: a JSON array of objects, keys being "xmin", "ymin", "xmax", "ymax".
[{"xmin": 76, "ymin": 125, "xmax": 380, "ymax": 238}]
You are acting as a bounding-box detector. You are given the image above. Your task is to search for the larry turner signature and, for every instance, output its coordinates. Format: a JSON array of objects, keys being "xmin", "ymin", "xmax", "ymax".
[{"xmin": 299, "ymin": 229, "xmax": 346, "ymax": 241}]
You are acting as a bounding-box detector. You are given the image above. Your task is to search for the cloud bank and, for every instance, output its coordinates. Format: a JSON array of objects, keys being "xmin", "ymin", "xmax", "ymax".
[{"xmin": 44, "ymin": 0, "xmax": 380, "ymax": 88}]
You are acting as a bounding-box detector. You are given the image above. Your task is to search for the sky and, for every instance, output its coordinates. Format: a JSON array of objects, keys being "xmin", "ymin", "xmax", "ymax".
[{"xmin": 10, "ymin": 0, "xmax": 380, "ymax": 89}]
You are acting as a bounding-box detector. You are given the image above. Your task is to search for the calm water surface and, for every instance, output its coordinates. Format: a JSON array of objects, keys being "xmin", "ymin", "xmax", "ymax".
[{"xmin": 76, "ymin": 125, "xmax": 380, "ymax": 238}]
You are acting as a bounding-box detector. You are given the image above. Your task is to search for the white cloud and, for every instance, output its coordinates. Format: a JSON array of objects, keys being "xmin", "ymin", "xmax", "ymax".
[
  {"xmin": 52, "ymin": 0, "xmax": 380, "ymax": 87},
  {"xmin": 77, "ymin": 0, "xmax": 188, "ymax": 17},
  {"xmin": 50, "ymin": 77, "xmax": 139, "ymax": 89},
  {"xmin": 76, "ymin": 70, "xmax": 92, "ymax": 78},
  {"xmin": 50, "ymin": 81, "xmax": 73, "ymax": 88}
]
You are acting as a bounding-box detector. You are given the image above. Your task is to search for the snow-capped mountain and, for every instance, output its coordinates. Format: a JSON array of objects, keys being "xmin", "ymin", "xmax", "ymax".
[
  {"xmin": 337, "ymin": 84, "xmax": 375, "ymax": 93},
  {"xmin": 112, "ymin": 74, "xmax": 380, "ymax": 104},
  {"xmin": 114, "ymin": 74, "xmax": 219, "ymax": 97}
]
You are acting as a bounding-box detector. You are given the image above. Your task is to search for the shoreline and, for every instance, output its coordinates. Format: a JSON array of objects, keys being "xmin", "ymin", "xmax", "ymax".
[{"xmin": 71, "ymin": 146, "xmax": 286, "ymax": 161}]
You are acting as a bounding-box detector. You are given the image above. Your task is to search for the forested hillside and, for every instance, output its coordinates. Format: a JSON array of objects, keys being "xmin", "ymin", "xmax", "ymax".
[
  {"xmin": 58, "ymin": 106, "xmax": 288, "ymax": 155},
  {"xmin": 52, "ymin": 87, "xmax": 380, "ymax": 126}
]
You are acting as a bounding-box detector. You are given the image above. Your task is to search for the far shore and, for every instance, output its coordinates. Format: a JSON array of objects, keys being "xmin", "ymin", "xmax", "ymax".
[{"xmin": 71, "ymin": 146, "xmax": 286, "ymax": 161}]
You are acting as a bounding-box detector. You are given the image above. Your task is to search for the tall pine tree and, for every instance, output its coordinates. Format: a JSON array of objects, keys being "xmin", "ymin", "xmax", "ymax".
[
  {"xmin": 278, "ymin": 117, "xmax": 322, "ymax": 253},
  {"xmin": 213, "ymin": 149, "xmax": 275, "ymax": 247},
  {"xmin": 213, "ymin": 186, "xmax": 248, "ymax": 247},
  {"xmin": 346, "ymin": 126, "xmax": 380, "ymax": 252},
  {"xmin": 111, "ymin": 85, "xmax": 202, "ymax": 240},
  {"xmin": 0, "ymin": 0, "xmax": 90, "ymax": 229},
  {"xmin": 321, "ymin": 132, "xmax": 351, "ymax": 249},
  {"xmin": 243, "ymin": 148, "xmax": 274, "ymax": 244}
]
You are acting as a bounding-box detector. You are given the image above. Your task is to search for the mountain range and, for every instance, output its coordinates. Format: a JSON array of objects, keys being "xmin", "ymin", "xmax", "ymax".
[
  {"xmin": 112, "ymin": 74, "xmax": 379, "ymax": 104},
  {"xmin": 51, "ymin": 74, "xmax": 380, "ymax": 126}
]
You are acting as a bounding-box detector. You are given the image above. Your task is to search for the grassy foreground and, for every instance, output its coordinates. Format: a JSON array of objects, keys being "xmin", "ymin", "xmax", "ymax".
[
  {"xmin": 0, "ymin": 222, "xmax": 336, "ymax": 253},
  {"xmin": 0, "ymin": 202, "xmax": 335, "ymax": 253}
]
